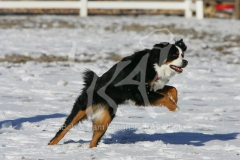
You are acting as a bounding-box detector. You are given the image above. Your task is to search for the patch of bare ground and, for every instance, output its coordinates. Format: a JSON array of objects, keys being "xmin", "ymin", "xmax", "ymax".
[
  {"xmin": 0, "ymin": 54, "xmax": 123, "ymax": 63},
  {"xmin": 0, "ymin": 55, "xmax": 91, "ymax": 63},
  {"xmin": 1, "ymin": 18, "xmax": 239, "ymax": 63}
]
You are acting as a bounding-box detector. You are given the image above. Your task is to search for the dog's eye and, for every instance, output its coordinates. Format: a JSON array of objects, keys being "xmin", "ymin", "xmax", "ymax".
[
  {"xmin": 182, "ymin": 54, "xmax": 184, "ymax": 58},
  {"xmin": 173, "ymin": 53, "xmax": 178, "ymax": 57}
]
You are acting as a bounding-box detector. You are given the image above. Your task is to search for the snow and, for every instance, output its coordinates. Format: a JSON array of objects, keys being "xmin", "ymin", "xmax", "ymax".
[
  {"xmin": 0, "ymin": 15, "xmax": 240, "ymax": 159},
  {"xmin": 1, "ymin": 15, "xmax": 240, "ymax": 63}
]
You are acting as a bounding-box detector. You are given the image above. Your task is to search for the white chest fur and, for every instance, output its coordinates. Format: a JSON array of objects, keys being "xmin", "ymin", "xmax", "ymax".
[
  {"xmin": 153, "ymin": 77, "xmax": 170, "ymax": 91},
  {"xmin": 153, "ymin": 64, "xmax": 177, "ymax": 91}
]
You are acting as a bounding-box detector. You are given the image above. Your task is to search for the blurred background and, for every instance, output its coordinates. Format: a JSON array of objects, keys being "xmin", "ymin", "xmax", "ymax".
[
  {"xmin": 0, "ymin": 0, "xmax": 239, "ymax": 19},
  {"xmin": 0, "ymin": 0, "xmax": 240, "ymax": 64}
]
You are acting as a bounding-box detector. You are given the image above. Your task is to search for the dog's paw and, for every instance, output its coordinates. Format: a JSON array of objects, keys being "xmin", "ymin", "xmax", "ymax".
[
  {"xmin": 171, "ymin": 106, "xmax": 179, "ymax": 112},
  {"xmin": 166, "ymin": 102, "xmax": 179, "ymax": 112}
]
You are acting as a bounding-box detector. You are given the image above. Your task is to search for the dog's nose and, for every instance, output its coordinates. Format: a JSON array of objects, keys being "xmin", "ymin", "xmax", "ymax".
[{"xmin": 182, "ymin": 59, "xmax": 188, "ymax": 68}]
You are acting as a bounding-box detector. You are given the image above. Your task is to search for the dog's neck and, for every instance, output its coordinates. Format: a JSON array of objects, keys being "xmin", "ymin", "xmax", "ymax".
[{"xmin": 152, "ymin": 63, "xmax": 177, "ymax": 91}]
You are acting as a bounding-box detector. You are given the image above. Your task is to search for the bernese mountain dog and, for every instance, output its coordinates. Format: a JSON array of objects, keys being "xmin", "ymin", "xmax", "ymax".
[{"xmin": 48, "ymin": 39, "xmax": 188, "ymax": 148}]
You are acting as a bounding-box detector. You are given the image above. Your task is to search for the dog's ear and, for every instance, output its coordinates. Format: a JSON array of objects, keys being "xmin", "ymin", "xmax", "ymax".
[
  {"xmin": 175, "ymin": 39, "xmax": 187, "ymax": 52},
  {"xmin": 150, "ymin": 42, "xmax": 171, "ymax": 65},
  {"xmin": 149, "ymin": 47, "xmax": 160, "ymax": 64},
  {"xmin": 153, "ymin": 42, "xmax": 170, "ymax": 49}
]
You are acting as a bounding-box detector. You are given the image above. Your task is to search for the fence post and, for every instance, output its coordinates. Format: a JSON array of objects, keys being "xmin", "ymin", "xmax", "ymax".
[
  {"xmin": 236, "ymin": 0, "xmax": 240, "ymax": 19},
  {"xmin": 80, "ymin": 0, "xmax": 88, "ymax": 17},
  {"xmin": 185, "ymin": 0, "xmax": 192, "ymax": 18},
  {"xmin": 196, "ymin": 0, "xmax": 204, "ymax": 19}
]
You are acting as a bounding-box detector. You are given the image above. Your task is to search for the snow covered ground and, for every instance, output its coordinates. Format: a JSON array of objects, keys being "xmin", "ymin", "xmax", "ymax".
[
  {"xmin": 1, "ymin": 15, "xmax": 240, "ymax": 63},
  {"xmin": 0, "ymin": 15, "xmax": 240, "ymax": 159}
]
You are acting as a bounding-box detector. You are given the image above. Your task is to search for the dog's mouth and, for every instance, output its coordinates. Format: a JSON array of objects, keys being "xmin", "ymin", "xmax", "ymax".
[{"xmin": 170, "ymin": 65, "xmax": 183, "ymax": 73}]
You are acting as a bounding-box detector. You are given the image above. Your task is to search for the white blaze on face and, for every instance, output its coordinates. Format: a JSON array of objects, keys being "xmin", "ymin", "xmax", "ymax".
[
  {"xmin": 152, "ymin": 45, "xmax": 183, "ymax": 91},
  {"xmin": 176, "ymin": 46, "xmax": 183, "ymax": 54},
  {"xmin": 170, "ymin": 46, "xmax": 183, "ymax": 67}
]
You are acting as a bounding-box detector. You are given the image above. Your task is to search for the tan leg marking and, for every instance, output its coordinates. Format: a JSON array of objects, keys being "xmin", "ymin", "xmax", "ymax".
[
  {"xmin": 48, "ymin": 110, "xmax": 87, "ymax": 145},
  {"xmin": 151, "ymin": 94, "xmax": 178, "ymax": 111},
  {"xmin": 152, "ymin": 85, "xmax": 178, "ymax": 111},
  {"xmin": 89, "ymin": 109, "xmax": 112, "ymax": 148},
  {"xmin": 159, "ymin": 85, "xmax": 178, "ymax": 103},
  {"xmin": 148, "ymin": 80, "xmax": 156, "ymax": 87}
]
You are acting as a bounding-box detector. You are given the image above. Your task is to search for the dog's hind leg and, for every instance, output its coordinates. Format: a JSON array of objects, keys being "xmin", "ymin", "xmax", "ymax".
[
  {"xmin": 89, "ymin": 106, "xmax": 114, "ymax": 148},
  {"xmin": 48, "ymin": 69, "xmax": 98, "ymax": 145},
  {"xmin": 48, "ymin": 109, "xmax": 87, "ymax": 145}
]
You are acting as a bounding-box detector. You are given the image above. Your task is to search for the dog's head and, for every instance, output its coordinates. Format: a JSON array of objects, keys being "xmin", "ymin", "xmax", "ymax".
[{"xmin": 151, "ymin": 39, "xmax": 188, "ymax": 74}]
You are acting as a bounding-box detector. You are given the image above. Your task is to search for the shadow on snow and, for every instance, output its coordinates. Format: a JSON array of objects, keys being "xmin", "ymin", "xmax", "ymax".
[
  {"xmin": 0, "ymin": 113, "xmax": 67, "ymax": 129},
  {"xmin": 103, "ymin": 128, "xmax": 239, "ymax": 146}
]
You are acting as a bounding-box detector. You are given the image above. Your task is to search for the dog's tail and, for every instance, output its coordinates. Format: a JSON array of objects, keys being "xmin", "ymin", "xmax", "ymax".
[
  {"xmin": 48, "ymin": 70, "xmax": 99, "ymax": 145},
  {"xmin": 83, "ymin": 69, "xmax": 98, "ymax": 87}
]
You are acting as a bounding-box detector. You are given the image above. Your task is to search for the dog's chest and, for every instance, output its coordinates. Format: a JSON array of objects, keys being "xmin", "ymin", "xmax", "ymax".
[
  {"xmin": 153, "ymin": 78, "xmax": 169, "ymax": 91},
  {"xmin": 152, "ymin": 64, "xmax": 176, "ymax": 91}
]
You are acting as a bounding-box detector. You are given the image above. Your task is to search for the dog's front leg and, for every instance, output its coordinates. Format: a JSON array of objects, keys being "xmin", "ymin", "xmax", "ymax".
[
  {"xmin": 135, "ymin": 91, "xmax": 178, "ymax": 111},
  {"xmin": 148, "ymin": 92, "xmax": 179, "ymax": 111},
  {"xmin": 156, "ymin": 85, "xmax": 178, "ymax": 103}
]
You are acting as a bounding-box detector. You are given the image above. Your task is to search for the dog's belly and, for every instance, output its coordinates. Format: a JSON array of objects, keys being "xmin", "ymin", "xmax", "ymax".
[{"xmin": 153, "ymin": 79, "xmax": 169, "ymax": 91}]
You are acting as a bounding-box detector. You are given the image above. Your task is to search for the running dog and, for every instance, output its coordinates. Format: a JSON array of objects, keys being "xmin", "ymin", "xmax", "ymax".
[{"xmin": 48, "ymin": 39, "xmax": 188, "ymax": 148}]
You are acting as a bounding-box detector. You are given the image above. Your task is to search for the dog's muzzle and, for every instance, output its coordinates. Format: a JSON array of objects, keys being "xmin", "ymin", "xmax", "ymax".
[{"xmin": 182, "ymin": 59, "xmax": 188, "ymax": 68}]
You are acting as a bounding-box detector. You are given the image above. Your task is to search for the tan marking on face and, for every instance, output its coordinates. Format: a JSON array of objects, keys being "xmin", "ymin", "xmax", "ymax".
[
  {"xmin": 165, "ymin": 59, "xmax": 175, "ymax": 65},
  {"xmin": 164, "ymin": 50, "xmax": 180, "ymax": 65}
]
